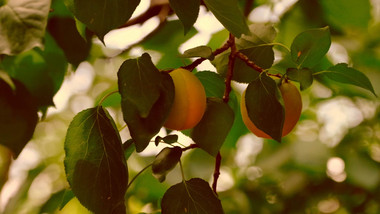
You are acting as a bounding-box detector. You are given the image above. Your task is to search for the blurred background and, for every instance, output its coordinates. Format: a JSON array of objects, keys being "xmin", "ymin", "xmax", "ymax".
[{"xmin": 1, "ymin": 0, "xmax": 380, "ymax": 213}]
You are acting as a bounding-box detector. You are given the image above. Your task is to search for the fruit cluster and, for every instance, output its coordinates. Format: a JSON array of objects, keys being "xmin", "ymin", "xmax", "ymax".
[{"xmin": 164, "ymin": 68, "xmax": 302, "ymax": 139}]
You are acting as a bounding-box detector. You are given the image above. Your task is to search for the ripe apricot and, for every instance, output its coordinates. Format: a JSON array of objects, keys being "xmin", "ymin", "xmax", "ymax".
[
  {"xmin": 241, "ymin": 80, "xmax": 302, "ymax": 138},
  {"xmin": 164, "ymin": 68, "xmax": 206, "ymax": 130}
]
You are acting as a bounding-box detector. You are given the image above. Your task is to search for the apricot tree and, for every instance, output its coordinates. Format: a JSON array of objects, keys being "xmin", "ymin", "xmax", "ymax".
[{"xmin": 0, "ymin": 0, "xmax": 379, "ymax": 213}]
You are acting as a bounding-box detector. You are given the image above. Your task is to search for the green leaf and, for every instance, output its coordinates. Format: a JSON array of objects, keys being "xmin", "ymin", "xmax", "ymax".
[
  {"xmin": 47, "ymin": 17, "xmax": 91, "ymax": 67},
  {"xmin": 64, "ymin": 0, "xmax": 140, "ymax": 42},
  {"xmin": 152, "ymin": 146, "xmax": 182, "ymax": 182},
  {"xmin": 180, "ymin": 45, "xmax": 214, "ymax": 60},
  {"xmin": 123, "ymin": 139, "xmax": 135, "ymax": 161},
  {"xmin": 169, "ymin": 0, "xmax": 200, "ymax": 34},
  {"xmin": 291, "ymin": 27, "xmax": 331, "ymax": 68},
  {"xmin": 237, "ymin": 23, "xmax": 277, "ymax": 48},
  {"xmin": 245, "ymin": 74, "xmax": 284, "ymax": 142},
  {"xmin": 320, "ymin": 0, "xmax": 371, "ymax": 29},
  {"xmin": 191, "ymin": 98, "xmax": 234, "ymax": 156},
  {"xmin": 2, "ymin": 40, "xmax": 67, "ymax": 109},
  {"xmin": 203, "ymin": 0, "xmax": 249, "ymax": 38},
  {"xmin": 154, "ymin": 135, "xmax": 178, "ymax": 146},
  {"xmin": 0, "ymin": 79, "xmax": 38, "ymax": 157},
  {"xmin": 163, "ymin": 135, "xmax": 179, "ymax": 144},
  {"xmin": 318, "ymin": 63, "xmax": 377, "ymax": 96},
  {"xmin": 195, "ymin": 71, "xmax": 225, "ymax": 98},
  {"xmin": 161, "ymin": 178, "xmax": 224, "ymax": 214},
  {"xmin": 118, "ymin": 53, "xmax": 163, "ymax": 118},
  {"xmin": 214, "ymin": 46, "xmax": 274, "ymax": 83},
  {"xmin": 0, "ymin": 0, "xmax": 51, "ymax": 55},
  {"xmin": 64, "ymin": 106, "xmax": 128, "ymax": 214},
  {"xmin": 287, "ymin": 68, "xmax": 313, "ymax": 90},
  {"xmin": 118, "ymin": 54, "xmax": 174, "ymax": 152}
]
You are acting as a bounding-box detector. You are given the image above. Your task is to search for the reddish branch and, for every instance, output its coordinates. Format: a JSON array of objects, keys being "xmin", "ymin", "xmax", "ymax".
[
  {"xmin": 223, "ymin": 34, "xmax": 237, "ymax": 103},
  {"xmin": 119, "ymin": 4, "xmax": 171, "ymax": 28},
  {"xmin": 212, "ymin": 152, "xmax": 222, "ymax": 194},
  {"xmin": 182, "ymin": 42, "xmax": 230, "ymax": 71},
  {"xmin": 181, "ymin": 144, "xmax": 199, "ymax": 152},
  {"xmin": 236, "ymin": 51, "xmax": 263, "ymax": 73}
]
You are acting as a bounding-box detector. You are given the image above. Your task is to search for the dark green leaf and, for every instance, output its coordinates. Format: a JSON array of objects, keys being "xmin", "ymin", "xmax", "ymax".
[
  {"xmin": 169, "ymin": 0, "xmax": 200, "ymax": 34},
  {"xmin": 118, "ymin": 55, "xmax": 174, "ymax": 152},
  {"xmin": 47, "ymin": 17, "xmax": 91, "ymax": 67},
  {"xmin": 320, "ymin": 0, "xmax": 371, "ymax": 29},
  {"xmin": 162, "ymin": 135, "xmax": 179, "ymax": 144},
  {"xmin": 2, "ymin": 33, "xmax": 68, "ymax": 109},
  {"xmin": 64, "ymin": 106, "xmax": 128, "ymax": 214},
  {"xmin": 195, "ymin": 71, "xmax": 225, "ymax": 98},
  {"xmin": 59, "ymin": 189, "xmax": 75, "ymax": 210},
  {"xmin": 0, "ymin": 0, "xmax": 50, "ymax": 55},
  {"xmin": 203, "ymin": 0, "xmax": 249, "ymax": 38},
  {"xmin": 123, "ymin": 139, "xmax": 135, "ymax": 161},
  {"xmin": 237, "ymin": 23, "xmax": 277, "ymax": 48},
  {"xmin": 118, "ymin": 53, "xmax": 163, "ymax": 118},
  {"xmin": 152, "ymin": 146, "xmax": 182, "ymax": 182},
  {"xmin": 214, "ymin": 46, "xmax": 274, "ymax": 83},
  {"xmin": 191, "ymin": 98, "xmax": 234, "ymax": 156},
  {"xmin": 287, "ymin": 68, "xmax": 313, "ymax": 90},
  {"xmin": 64, "ymin": 0, "xmax": 140, "ymax": 41},
  {"xmin": 318, "ymin": 63, "xmax": 376, "ymax": 96},
  {"xmin": 245, "ymin": 74, "xmax": 284, "ymax": 142},
  {"xmin": 39, "ymin": 189, "xmax": 68, "ymax": 213},
  {"xmin": 161, "ymin": 178, "xmax": 224, "ymax": 214},
  {"xmin": 0, "ymin": 79, "xmax": 38, "ymax": 157},
  {"xmin": 290, "ymin": 27, "xmax": 331, "ymax": 68},
  {"xmin": 180, "ymin": 45, "xmax": 214, "ymax": 60}
]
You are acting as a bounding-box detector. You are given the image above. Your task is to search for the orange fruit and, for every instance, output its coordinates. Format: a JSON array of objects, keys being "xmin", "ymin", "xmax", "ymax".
[
  {"xmin": 241, "ymin": 80, "xmax": 302, "ymax": 138},
  {"xmin": 164, "ymin": 68, "xmax": 206, "ymax": 130}
]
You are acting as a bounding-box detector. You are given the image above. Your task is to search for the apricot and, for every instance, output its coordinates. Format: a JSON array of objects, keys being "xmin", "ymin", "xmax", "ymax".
[
  {"xmin": 164, "ymin": 68, "xmax": 206, "ymax": 130},
  {"xmin": 241, "ymin": 80, "xmax": 302, "ymax": 138}
]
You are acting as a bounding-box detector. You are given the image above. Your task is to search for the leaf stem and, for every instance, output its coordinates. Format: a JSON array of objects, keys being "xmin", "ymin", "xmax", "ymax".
[
  {"xmin": 179, "ymin": 159, "xmax": 186, "ymax": 181},
  {"xmin": 126, "ymin": 163, "xmax": 153, "ymax": 192},
  {"xmin": 99, "ymin": 90, "xmax": 118, "ymax": 106}
]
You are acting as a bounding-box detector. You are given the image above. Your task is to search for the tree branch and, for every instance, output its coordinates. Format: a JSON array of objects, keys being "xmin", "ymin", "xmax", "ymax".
[
  {"xmin": 118, "ymin": 3, "xmax": 171, "ymax": 28},
  {"xmin": 235, "ymin": 51, "xmax": 264, "ymax": 73},
  {"xmin": 223, "ymin": 34, "xmax": 237, "ymax": 103},
  {"xmin": 212, "ymin": 152, "xmax": 222, "ymax": 194},
  {"xmin": 181, "ymin": 41, "xmax": 231, "ymax": 72}
]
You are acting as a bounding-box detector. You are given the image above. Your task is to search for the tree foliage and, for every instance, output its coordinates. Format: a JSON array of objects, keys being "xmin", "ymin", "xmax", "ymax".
[{"xmin": 0, "ymin": 0, "xmax": 379, "ymax": 213}]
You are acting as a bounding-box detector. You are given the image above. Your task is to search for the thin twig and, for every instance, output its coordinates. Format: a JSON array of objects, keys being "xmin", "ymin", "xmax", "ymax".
[
  {"xmin": 181, "ymin": 144, "xmax": 199, "ymax": 152},
  {"xmin": 118, "ymin": 4, "xmax": 171, "ymax": 28},
  {"xmin": 235, "ymin": 51, "xmax": 264, "ymax": 73},
  {"xmin": 244, "ymin": 0, "xmax": 254, "ymax": 17},
  {"xmin": 212, "ymin": 152, "xmax": 222, "ymax": 194},
  {"xmin": 181, "ymin": 41, "xmax": 231, "ymax": 72}
]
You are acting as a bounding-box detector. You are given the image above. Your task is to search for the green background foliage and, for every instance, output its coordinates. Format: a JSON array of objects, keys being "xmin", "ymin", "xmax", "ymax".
[{"xmin": 0, "ymin": 0, "xmax": 380, "ymax": 213}]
